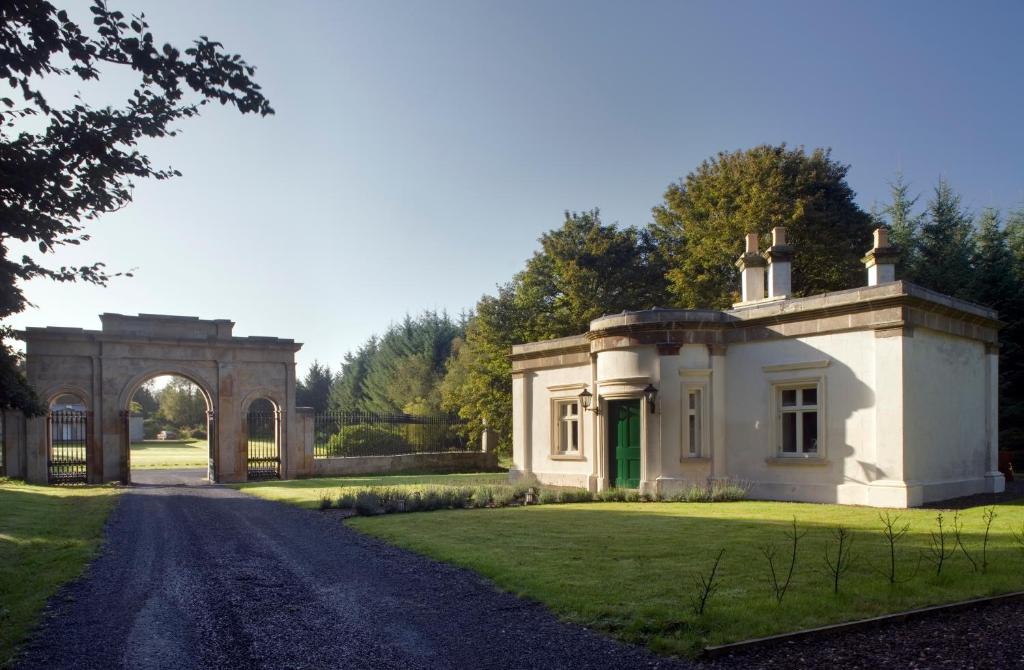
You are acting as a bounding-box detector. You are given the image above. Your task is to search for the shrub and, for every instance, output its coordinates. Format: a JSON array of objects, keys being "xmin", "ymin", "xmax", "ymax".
[
  {"xmin": 190, "ymin": 428, "xmax": 207, "ymax": 440},
  {"xmin": 556, "ymin": 488, "xmax": 593, "ymax": 504},
  {"xmin": 538, "ymin": 489, "xmax": 559, "ymax": 504},
  {"xmin": 353, "ymin": 490, "xmax": 382, "ymax": 515},
  {"xmin": 324, "ymin": 425, "xmax": 411, "ymax": 458},
  {"xmin": 624, "ymin": 490, "xmax": 642, "ymax": 503},
  {"xmin": 317, "ymin": 490, "xmax": 333, "ymax": 510},
  {"xmin": 492, "ymin": 486, "xmax": 520, "ymax": 507},
  {"xmin": 336, "ymin": 490, "xmax": 357, "ymax": 509},
  {"xmin": 596, "ymin": 488, "xmax": 628, "ymax": 502},
  {"xmin": 471, "ymin": 486, "xmax": 494, "ymax": 508}
]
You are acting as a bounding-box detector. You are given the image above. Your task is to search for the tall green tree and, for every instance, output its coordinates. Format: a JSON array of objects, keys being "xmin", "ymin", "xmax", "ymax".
[
  {"xmin": 880, "ymin": 173, "xmax": 922, "ymax": 277},
  {"xmin": 1, "ymin": 0, "xmax": 272, "ymax": 414},
  {"xmin": 441, "ymin": 210, "xmax": 671, "ymax": 454},
  {"xmin": 649, "ymin": 145, "xmax": 874, "ymax": 308},
  {"xmin": 971, "ymin": 209, "xmax": 1024, "ymax": 449},
  {"xmin": 296, "ymin": 361, "xmax": 333, "ymax": 413},
  {"xmin": 912, "ymin": 178, "xmax": 976, "ymax": 298},
  {"xmin": 156, "ymin": 378, "xmax": 207, "ymax": 429},
  {"xmin": 330, "ymin": 312, "xmax": 464, "ymax": 415}
]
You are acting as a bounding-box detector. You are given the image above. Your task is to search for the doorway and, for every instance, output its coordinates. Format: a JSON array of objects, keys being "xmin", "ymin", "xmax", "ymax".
[{"xmin": 607, "ymin": 399, "xmax": 641, "ymax": 489}]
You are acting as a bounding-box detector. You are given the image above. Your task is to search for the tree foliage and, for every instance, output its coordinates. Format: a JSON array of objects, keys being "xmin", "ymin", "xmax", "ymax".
[
  {"xmin": 156, "ymin": 377, "xmax": 207, "ymax": 429},
  {"xmin": 0, "ymin": 0, "xmax": 272, "ymax": 414},
  {"xmin": 296, "ymin": 360, "xmax": 333, "ymax": 413},
  {"xmin": 441, "ymin": 210, "xmax": 671, "ymax": 454},
  {"xmin": 650, "ymin": 145, "xmax": 874, "ymax": 308},
  {"xmin": 330, "ymin": 311, "xmax": 464, "ymax": 415},
  {"xmin": 875, "ymin": 178, "xmax": 1024, "ymax": 449},
  {"xmin": 912, "ymin": 179, "xmax": 976, "ymax": 299}
]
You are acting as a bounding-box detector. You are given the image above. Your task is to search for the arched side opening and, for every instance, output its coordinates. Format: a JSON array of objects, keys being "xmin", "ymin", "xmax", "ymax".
[
  {"xmin": 121, "ymin": 371, "xmax": 215, "ymax": 484},
  {"xmin": 47, "ymin": 392, "xmax": 90, "ymax": 484},
  {"xmin": 245, "ymin": 397, "xmax": 281, "ymax": 481}
]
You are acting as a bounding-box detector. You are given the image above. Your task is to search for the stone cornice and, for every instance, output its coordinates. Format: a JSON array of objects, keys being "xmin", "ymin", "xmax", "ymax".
[
  {"xmin": 511, "ymin": 281, "xmax": 1000, "ymax": 369},
  {"xmin": 19, "ymin": 327, "xmax": 303, "ymax": 352}
]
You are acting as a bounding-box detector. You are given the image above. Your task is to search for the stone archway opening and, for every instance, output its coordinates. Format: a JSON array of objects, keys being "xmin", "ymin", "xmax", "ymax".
[
  {"xmin": 47, "ymin": 391, "xmax": 90, "ymax": 484},
  {"xmin": 124, "ymin": 373, "xmax": 215, "ymax": 484},
  {"xmin": 244, "ymin": 397, "xmax": 281, "ymax": 480}
]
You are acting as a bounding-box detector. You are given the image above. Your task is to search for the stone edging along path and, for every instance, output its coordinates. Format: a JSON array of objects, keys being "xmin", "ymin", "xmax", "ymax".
[{"xmin": 701, "ymin": 589, "xmax": 1024, "ymax": 659}]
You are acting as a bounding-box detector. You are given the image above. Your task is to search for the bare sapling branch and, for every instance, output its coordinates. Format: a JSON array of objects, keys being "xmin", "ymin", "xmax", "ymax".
[
  {"xmin": 762, "ymin": 517, "xmax": 807, "ymax": 604},
  {"xmin": 877, "ymin": 511, "xmax": 916, "ymax": 584},
  {"xmin": 927, "ymin": 512, "xmax": 956, "ymax": 576},
  {"xmin": 952, "ymin": 509, "xmax": 978, "ymax": 572},
  {"xmin": 980, "ymin": 507, "xmax": 996, "ymax": 573},
  {"xmin": 690, "ymin": 548, "xmax": 726, "ymax": 616},
  {"xmin": 824, "ymin": 525, "xmax": 855, "ymax": 595}
]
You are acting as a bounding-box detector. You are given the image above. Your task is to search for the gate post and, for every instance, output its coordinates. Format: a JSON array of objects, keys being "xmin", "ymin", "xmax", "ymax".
[
  {"xmin": 207, "ymin": 409, "xmax": 218, "ymax": 483},
  {"xmin": 119, "ymin": 410, "xmax": 130, "ymax": 484}
]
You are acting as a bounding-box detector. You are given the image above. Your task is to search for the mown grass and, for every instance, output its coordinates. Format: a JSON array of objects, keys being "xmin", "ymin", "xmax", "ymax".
[
  {"xmin": 232, "ymin": 472, "xmax": 509, "ymax": 509},
  {"xmin": 346, "ymin": 498, "xmax": 1024, "ymax": 658},
  {"xmin": 130, "ymin": 439, "xmax": 208, "ymax": 469},
  {"xmin": 0, "ymin": 479, "xmax": 118, "ymax": 666}
]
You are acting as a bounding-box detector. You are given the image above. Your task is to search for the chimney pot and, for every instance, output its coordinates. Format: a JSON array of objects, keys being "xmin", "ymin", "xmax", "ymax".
[
  {"xmin": 764, "ymin": 226, "xmax": 793, "ymax": 299},
  {"xmin": 863, "ymin": 227, "xmax": 899, "ymax": 286}
]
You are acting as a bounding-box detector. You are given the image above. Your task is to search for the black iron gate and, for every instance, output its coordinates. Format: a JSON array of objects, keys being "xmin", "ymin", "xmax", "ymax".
[
  {"xmin": 246, "ymin": 409, "xmax": 280, "ymax": 480},
  {"xmin": 48, "ymin": 410, "xmax": 88, "ymax": 484}
]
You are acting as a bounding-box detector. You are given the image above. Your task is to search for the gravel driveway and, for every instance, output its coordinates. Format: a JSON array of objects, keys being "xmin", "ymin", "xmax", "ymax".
[
  {"xmin": 15, "ymin": 477, "xmax": 688, "ymax": 670},
  {"xmin": 16, "ymin": 476, "xmax": 1024, "ymax": 669}
]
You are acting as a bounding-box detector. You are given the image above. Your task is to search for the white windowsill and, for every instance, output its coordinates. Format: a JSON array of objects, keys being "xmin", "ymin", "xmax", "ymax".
[
  {"xmin": 551, "ymin": 452, "xmax": 586, "ymax": 461},
  {"xmin": 766, "ymin": 455, "xmax": 829, "ymax": 466}
]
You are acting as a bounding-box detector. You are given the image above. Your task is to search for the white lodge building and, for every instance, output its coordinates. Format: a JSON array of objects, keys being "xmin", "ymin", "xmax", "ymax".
[{"xmin": 510, "ymin": 228, "xmax": 1004, "ymax": 508}]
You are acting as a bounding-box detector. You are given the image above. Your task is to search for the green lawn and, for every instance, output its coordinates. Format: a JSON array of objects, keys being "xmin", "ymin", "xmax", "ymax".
[
  {"xmin": 334, "ymin": 497, "xmax": 1024, "ymax": 657},
  {"xmin": 129, "ymin": 439, "xmax": 208, "ymax": 469},
  {"xmin": 233, "ymin": 472, "xmax": 509, "ymax": 508},
  {"xmin": 0, "ymin": 479, "xmax": 118, "ymax": 666}
]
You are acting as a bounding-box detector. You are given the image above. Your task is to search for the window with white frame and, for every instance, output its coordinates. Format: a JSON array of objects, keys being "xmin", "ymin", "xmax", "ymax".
[
  {"xmin": 556, "ymin": 400, "xmax": 580, "ymax": 453},
  {"xmin": 685, "ymin": 389, "xmax": 702, "ymax": 457},
  {"xmin": 777, "ymin": 384, "xmax": 819, "ymax": 455}
]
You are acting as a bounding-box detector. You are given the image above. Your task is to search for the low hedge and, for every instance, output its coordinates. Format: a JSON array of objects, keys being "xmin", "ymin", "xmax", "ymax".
[{"xmin": 316, "ymin": 478, "xmax": 751, "ymax": 515}]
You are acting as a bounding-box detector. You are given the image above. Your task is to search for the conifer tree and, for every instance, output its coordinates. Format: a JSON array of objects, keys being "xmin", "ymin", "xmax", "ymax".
[
  {"xmin": 973, "ymin": 209, "xmax": 1024, "ymax": 449},
  {"xmin": 914, "ymin": 178, "xmax": 976, "ymax": 298},
  {"xmin": 882, "ymin": 174, "xmax": 922, "ymax": 278},
  {"xmin": 296, "ymin": 361, "xmax": 334, "ymax": 413}
]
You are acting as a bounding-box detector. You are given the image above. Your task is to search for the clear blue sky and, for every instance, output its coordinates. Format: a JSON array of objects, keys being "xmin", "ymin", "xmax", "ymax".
[{"xmin": 11, "ymin": 0, "xmax": 1024, "ymax": 375}]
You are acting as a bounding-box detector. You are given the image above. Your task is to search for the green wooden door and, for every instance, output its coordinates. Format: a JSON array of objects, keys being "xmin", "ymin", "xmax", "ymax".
[{"xmin": 609, "ymin": 399, "xmax": 642, "ymax": 488}]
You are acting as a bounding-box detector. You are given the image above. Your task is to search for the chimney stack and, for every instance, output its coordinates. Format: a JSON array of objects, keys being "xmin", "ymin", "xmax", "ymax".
[
  {"xmin": 862, "ymin": 228, "xmax": 899, "ymax": 286},
  {"xmin": 763, "ymin": 226, "xmax": 793, "ymax": 299},
  {"xmin": 735, "ymin": 232, "xmax": 766, "ymax": 303}
]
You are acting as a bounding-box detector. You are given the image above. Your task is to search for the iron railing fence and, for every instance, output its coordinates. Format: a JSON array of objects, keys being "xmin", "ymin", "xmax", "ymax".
[
  {"xmin": 48, "ymin": 410, "xmax": 88, "ymax": 484},
  {"xmin": 313, "ymin": 411, "xmax": 470, "ymax": 459}
]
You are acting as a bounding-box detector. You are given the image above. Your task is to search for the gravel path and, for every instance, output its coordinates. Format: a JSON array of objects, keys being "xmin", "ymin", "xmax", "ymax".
[
  {"xmin": 702, "ymin": 597, "xmax": 1024, "ymax": 669},
  {"xmin": 17, "ymin": 475, "xmax": 1024, "ymax": 669},
  {"xmin": 15, "ymin": 479, "xmax": 689, "ymax": 670}
]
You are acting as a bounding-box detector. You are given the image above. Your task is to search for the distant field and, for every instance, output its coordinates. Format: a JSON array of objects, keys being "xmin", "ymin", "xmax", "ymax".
[{"xmin": 130, "ymin": 439, "xmax": 208, "ymax": 469}]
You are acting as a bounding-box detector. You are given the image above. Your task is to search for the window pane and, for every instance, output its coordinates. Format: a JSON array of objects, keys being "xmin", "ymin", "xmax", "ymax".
[
  {"xmin": 782, "ymin": 389, "xmax": 797, "ymax": 407},
  {"xmin": 569, "ymin": 419, "xmax": 579, "ymax": 450},
  {"xmin": 688, "ymin": 415, "xmax": 697, "ymax": 455},
  {"xmin": 782, "ymin": 412, "xmax": 797, "ymax": 452},
  {"xmin": 688, "ymin": 393, "xmax": 696, "ymax": 410},
  {"xmin": 802, "ymin": 411, "xmax": 818, "ymax": 453},
  {"xmin": 801, "ymin": 388, "xmax": 817, "ymax": 406}
]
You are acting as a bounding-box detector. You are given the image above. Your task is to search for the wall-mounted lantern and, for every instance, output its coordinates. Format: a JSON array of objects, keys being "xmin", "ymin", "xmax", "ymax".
[
  {"xmin": 578, "ymin": 387, "xmax": 600, "ymax": 414},
  {"xmin": 643, "ymin": 383, "xmax": 659, "ymax": 413}
]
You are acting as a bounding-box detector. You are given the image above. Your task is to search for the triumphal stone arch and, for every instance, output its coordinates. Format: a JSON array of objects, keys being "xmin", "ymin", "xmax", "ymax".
[{"xmin": 18, "ymin": 313, "xmax": 303, "ymax": 484}]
